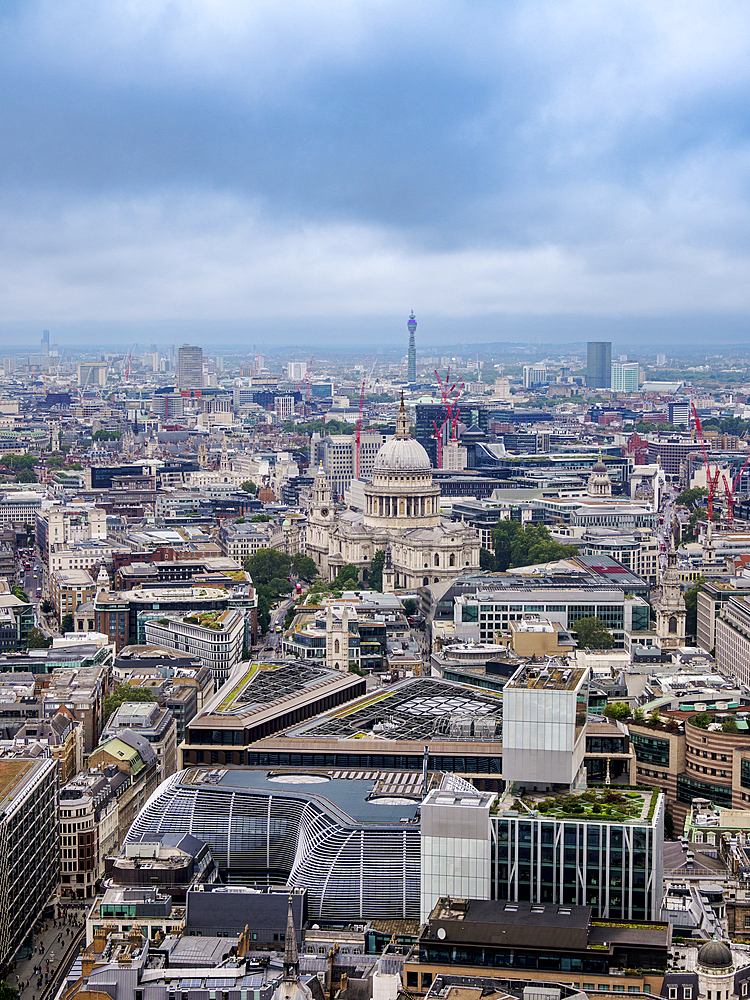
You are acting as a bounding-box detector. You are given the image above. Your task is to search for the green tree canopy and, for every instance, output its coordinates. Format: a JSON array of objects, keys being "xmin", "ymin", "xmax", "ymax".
[
  {"xmin": 16, "ymin": 468, "xmax": 37, "ymax": 483},
  {"xmin": 292, "ymin": 553, "xmax": 318, "ymax": 580},
  {"xmin": 11, "ymin": 585, "xmax": 29, "ymax": 603},
  {"xmin": 332, "ymin": 564, "xmax": 360, "ymax": 591},
  {"xmin": 61, "ymin": 613, "xmax": 74, "ymax": 633},
  {"xmin": 243, "ymin": 548, "xmax": 292, "ymax": 585},
  {"xmin": 603, "ymin": 702, "xmax": 632, "ymax": 721},
  {"xmin": 675, "ymin": 487, "xmax": 708, "ymax": 509},
  {"xmin": 40, "ymin": 599, "xmax": 54, "ymax": 613},
  {"xmin": 683, "ymin": 577, "xmax": 705, "ymax": 637},
  {"xmin": 240, "ymin": 480, "xmax": 257, "ymax": 494},
  {"xmin": 491, "ymin": 520, "xmax": 578, "ymax": 572},
  {"xmin": 26, "ymin": 627, "xmax": 52, "ymax": 650},
  {"xmin": 574, "ymin": 616, "xmax": 615, "ymax": 650},
  {"xmin": 402, "ymin": 598, "xmax": 418, "ymax": 616},
  {"xmin": 104, "ymin": 684, "xmax": 156, "ymax": 722},
  {"xmin": 250, "ymin": 513, "xmax": 272, "ymax": 522},
  {"xmin": 0, "ymin": 981, "xmax": 20, "ymax": 1000},
  {"xmin": 369, "ymin": 550, "xmax": 385, "ymax": 592}
]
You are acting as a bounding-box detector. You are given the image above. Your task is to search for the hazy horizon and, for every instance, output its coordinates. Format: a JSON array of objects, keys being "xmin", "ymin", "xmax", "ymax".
[{"xmin": 1, "ymin": 2, "xmax": 750, "ymax": 351}]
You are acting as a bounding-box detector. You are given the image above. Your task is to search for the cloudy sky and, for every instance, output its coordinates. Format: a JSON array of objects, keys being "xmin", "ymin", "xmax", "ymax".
[{"xmin": 1, "ymin": 0, "xmax": 750, "ymax": 351}]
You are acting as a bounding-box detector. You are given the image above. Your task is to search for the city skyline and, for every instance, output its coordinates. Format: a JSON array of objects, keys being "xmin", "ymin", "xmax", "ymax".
[{"xmin": 0, "ymin": 3, "xmax": 749, "ymax": 348}]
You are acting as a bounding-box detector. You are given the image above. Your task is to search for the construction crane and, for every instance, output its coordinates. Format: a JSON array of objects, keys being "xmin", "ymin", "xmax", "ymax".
[
  {"xmin": 125, "ymin": 343, "xmax": 137, "ymax": 382},
  {"xmin": 304, "ymin": 355, "xmax": 315, "ymax": 400},
  {"xmin": 434, "ymin": 368, "xmax": 464, "ymax": 442},
  {"xmin": 354, "ymin": 379, "xmax": 366, "ymax": 479},
  {"xmin": 691, "ymin": 402, "xmax": 721, "ymax": 521},
  {"xmin": 432, "ymin": 416, "xmax": 450, "ymax": 469},
  {"xmin": 721, "ymin": 452, "xmax": 750, "ymax": 524}
]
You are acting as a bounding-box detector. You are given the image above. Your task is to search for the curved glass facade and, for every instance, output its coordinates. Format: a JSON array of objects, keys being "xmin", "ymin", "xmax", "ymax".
[{"xmin": 126, "ymin": 770, "xmax": 421, "ymax": 920}]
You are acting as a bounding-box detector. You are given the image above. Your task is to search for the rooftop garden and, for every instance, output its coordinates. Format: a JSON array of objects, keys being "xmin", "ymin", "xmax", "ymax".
[
  {"xmin": 498, "ymin": 786, "xmax": 657, "ymax": 822},
  {"xmin": 183, "ymin": 611, "xmax": 227, "ymax": 631},
  {"xmin": 689, "ymin": 711, "xmax": 750, "ymax": 735}
]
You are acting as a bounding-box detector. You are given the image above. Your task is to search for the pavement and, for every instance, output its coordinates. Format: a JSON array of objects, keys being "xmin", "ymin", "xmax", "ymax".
[{"xmin": 8, "ymin": 904, "xmax": 87, "ymax": 1000}]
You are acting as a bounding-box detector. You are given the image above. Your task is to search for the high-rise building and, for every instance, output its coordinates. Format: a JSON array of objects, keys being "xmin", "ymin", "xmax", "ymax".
[
  {"xmin": 0, "ymin": 751, "xmax": 59, "ymax": 966},
  {"xmin": 287, "ymin": 362, "xmax": 307, "ymax": 381},
  {"xmin": 41, "ymin": 329, "xmax": 50, "ymax": 356},
  {"xmin": 586, "ymin": 341, "xmax": 612, "ymax": 388},
  {"xmin": 522, "ymin": 364, "xmax": 547, "ymax": 388},
  {"xmin": 407, "ymin": 311, "xmax": 417, "ymax": 383},
  {"xmin": 177, "ymin": 345, "xmax": 203, "ymax": 390},
  {"xmin": 611, "ymin": 361, "xmax": 639, "ymax": 392}
]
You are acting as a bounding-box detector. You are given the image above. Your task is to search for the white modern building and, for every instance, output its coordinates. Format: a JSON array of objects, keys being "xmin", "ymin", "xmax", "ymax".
[
  {"xmin": 611, "ymin": 362, "xmax": 639, "ymax": 392},
  {"xmin": 144, "ymin": 609, "xmax": 246, "ymax": 685},
  {"xmin": 523, "ymin": 364, "xmax": 547, "ymax": 388},
  {"xmin": 501, "ymin": 662, "xmax": 588, "ymax": 790}
]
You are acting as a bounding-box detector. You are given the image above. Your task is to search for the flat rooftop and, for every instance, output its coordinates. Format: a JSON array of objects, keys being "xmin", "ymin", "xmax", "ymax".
[
  {"xmin": 206, "ymin": 661, "xmax": 345, "ymax": 717},
  {"xmin": 505, "ymin": 663, "xmax": 586, "ymax": 692},
  {"xmin": 285, "ymin": 677, "xmax": 503, "ymax": 743},
  {"xmin": 180, "ymin": 766, "xmax": 425, "ymax": 826}
]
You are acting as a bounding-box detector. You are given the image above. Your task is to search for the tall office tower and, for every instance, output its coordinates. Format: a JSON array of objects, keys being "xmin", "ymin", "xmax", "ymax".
[
  {"xmin": 586, "ymin": 341, "xmax": 612, "ymax": 388},
  {"xmin": 41, "ymin": 329, "xmax": 50, "ymax": 356},
  {"xmin": 407, "ymin": 311, "xmax": 417, "ymax": 383},
  {"xmin": 611, "ymin": 361, "xmax": 639, "ymax": 392},
  {"xmin": 522, "ymin": 364, "xmax": 547, "ymax": 388},
  {"xmin": 177, "ymin": 344, "xmax": 203, "ymax": 390},
  {"xmin": 287, "ymin": 362, "xmax": 307, "ymax": 381}
]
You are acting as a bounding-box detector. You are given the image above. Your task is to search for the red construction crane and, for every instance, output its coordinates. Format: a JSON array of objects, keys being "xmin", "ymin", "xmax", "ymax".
[
  {"xmin": 432, "ymin": 416, "xmax": 450, "ymax": 469},
  {"xmin": 354, "ymin": 379, "xmax": 366, "ymax": 479},
  {"xmin": 721, "ymin": 452, "xmax": 750, "ymax": 524},
  {"xmin": 434, "ymin": 368, "xmax": 464, "ymax": 442},
  {"xmin": 691, "ymin": 402, "xmax": 721, "ymax": 521}
]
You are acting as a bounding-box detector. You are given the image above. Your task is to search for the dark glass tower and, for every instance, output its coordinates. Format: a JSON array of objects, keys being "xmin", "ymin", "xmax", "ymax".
[
  {"xmin": 407, "ymin": 311, "xmax": 417, "ymax": 383},
  {"xmin": 586, "ymin": 341, "xmax": 612, "ymax": 388}
]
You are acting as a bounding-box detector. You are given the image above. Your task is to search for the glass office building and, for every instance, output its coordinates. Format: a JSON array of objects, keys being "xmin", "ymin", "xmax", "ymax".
[{"xmin": 586, "ymin": 342, "xmax": 612, "ymax": 388}]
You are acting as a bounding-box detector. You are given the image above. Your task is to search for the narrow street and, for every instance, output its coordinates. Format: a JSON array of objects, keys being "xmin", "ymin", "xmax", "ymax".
[{"xmin": 8, "ymin": 904, "xmax": 87, "ymax": 1000}]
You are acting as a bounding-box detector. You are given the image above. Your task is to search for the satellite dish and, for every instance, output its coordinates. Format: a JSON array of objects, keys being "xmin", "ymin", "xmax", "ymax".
[{"xmin": 437, "ymin": 927, "xmax": 446, "ymax": 940}]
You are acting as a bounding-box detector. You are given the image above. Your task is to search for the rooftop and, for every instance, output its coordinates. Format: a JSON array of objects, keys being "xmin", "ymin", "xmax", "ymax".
[
  {"xmin": 286, "ymin": 676, "xmax": 503, "ymax": 743},
  {"xmin": 505, "ymin": 662, "xmax": 586, "ymax": 692}
]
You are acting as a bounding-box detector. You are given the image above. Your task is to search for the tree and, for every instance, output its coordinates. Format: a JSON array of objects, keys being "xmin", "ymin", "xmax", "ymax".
[
  {"xmin": 26, "ymin": 627, "xmax": 52, "ymax": 650},
  {"xmin": 251, "ymin": 513, "xmax": 271, "ymax": 522},
  {"xmin": 61, "ymin": 613, "xmax": 74, "ymax": 633},
  {"xmin": 240, "ymin": 480, "xmax": 257, "ymax": 494},
  {"xmin": 692, "ymin": 712, "xmax": 712, "ymax": 730},
  {"xmin": 16, "ymin": 468, "xmax": 37, "ymax": 483},
  {"xmin": 632, "ymin": 706, "xmax": 646, "ymax": 724},
  {"xmin": 332, "ymin": 564, "xmax": 360, "ymax": 591},
  {"xmin": 722, "ymin": 717, "xmax": 739, "ymax": 734},
  {"xmin": 479, "ymin": 547, "xmax": 497, "ymax": 571},
  {"xmin": 573, "ymin": 616, "xmax": 615, "ymax": 650},
  {"xmin": 664, "ymin": 810, "xmax": 674, "ymax": 839},
  {"xmin": 292, "ymin": 553, "xmax": 318, "ymax": 580},
  {"xmin": 647, "ymin": 708, "xmax": 662, "ymax": 728},
  {"xmin": 103, "ymin": 684, "xmax": 156, "ymax": 722},
  {"xmin": 40, "ymin": 599, "xmax": 54, "ymax": 613},
  {"xmin": 603, "ymin": 702, "xmax": 632, "ymax": 721},
  {"xmin": 402, "ymin": 598, "xmax": 418, "ymax": 617},
  {"xmin": 243, "ymin": 548, "xmax": 292, "ymax": 585},
  {"xmin": 684, "ymin": 577, "xmax": 705, "ymax": 637},
  {"xmin": 0, "ymin": 981, "xmax": 20, "ymax": 1000},
  {"xmin": 11, "ymin": 585, "xmax": 29, "ymax": 603},
  {"xmin": 675, "ymin": 487, "xmax": 708, "ymax": 509},
  {"xmin": 369, "ymin": 550, "xmax": 385, "ymax": 592},
  {"xmin": 491, "ymin": 520, "xmax": 578, "ymax": 572}
]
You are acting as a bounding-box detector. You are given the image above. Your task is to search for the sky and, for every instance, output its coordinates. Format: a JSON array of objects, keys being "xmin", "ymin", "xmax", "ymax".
[{"xmin": 1, "ymin": 0, "xmax": 750, "ymax": 351}]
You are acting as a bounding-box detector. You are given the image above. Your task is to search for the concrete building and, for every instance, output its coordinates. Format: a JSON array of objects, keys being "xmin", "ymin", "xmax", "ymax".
[
  {"xmin": 50, "ymin": 568, "xmax": 96, "ymax": 623},
  {"xmin": 102, "ymin": 700, "xmax": 178, "ymax": 781},
  {"xmin": 177, "ymin": 344, "xmax": 203, "ymax": 390},
  {"xmin": 0, "ymin": 750, "xmax": 59, "ymax": 969},
  {"xmin": 143, "ymin": 609, "xmax": 246, "ymax": 686},
  {"xmin": 88, "ymin": 730, "xmax": 160, "ymax": 846},
  {"xmin": 586, "ymin": 342, "xmax": 611, "ymax": 388},
  {"xmin": 522, "ymin": 364, "xmax": 547, "ymax": 388},
  {"xmin": 59, "ymin": 767, "xmax": 122, "ymax": 900},
  {"xmin": 408, "ymin": 310, "xmax": 417, "ymax": 383},
  {"xmin": 716, "ymin": 596, "xmax": 750, "ymax": 689},
  {"xmin": 0, "ymin": 490, "xmax": 42, "ymax": 527},
  {"xmin": 501, "ymin": 661, "xmax": 588, "ymax": 791},
  {"xmin": 43, "ymin": 661, "xmax": 110, "ymax": 754}
]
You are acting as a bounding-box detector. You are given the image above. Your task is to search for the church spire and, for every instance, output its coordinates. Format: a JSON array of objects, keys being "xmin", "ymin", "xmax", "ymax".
[
  {"xmin": 283, "ymin": 894, "xmax": 299, "ymax": 981},
  {"xmin": 395, "ymin": 392, "xmax": 410, "ymax": 439}
]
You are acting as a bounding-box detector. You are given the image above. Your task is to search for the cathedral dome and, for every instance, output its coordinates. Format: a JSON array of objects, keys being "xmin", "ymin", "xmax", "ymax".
[
  {"xmin": 371, "ymin": 394, "xmax": 431, "ymax": 475},
  {"xmin": 372, "ymin": 436, "xmax": 431, "ymax": 474},
  {"xmin": 697, "ymin": 941, "xmax": 733, "ymax": 970}
]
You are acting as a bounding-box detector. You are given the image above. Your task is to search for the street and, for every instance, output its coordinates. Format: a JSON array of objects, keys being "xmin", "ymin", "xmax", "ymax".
[{"xmin": 8, "ymin": 904, "xmax": 86, "ymax": 1000}]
